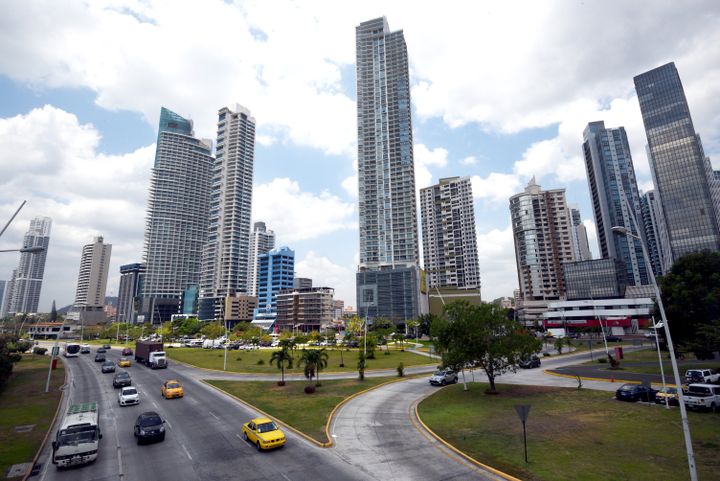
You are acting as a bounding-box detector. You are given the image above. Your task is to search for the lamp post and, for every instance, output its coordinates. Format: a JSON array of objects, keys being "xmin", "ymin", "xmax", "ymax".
[
  {"xmin": 612, "ymin": 212, "xmax": 697, "ymax": 481},
  {"xmin": 651, "ymin": 316, "xmax": 670, "ymax": 409},
  {"xmin": 0, "ymin": 246, "xmax": 46, "ymax": 254}
]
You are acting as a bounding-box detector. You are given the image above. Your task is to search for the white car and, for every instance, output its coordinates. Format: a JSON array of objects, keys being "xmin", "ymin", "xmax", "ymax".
[{"xmin": 118, "ymin": 386, "xmax": 140, "ymax": 406}]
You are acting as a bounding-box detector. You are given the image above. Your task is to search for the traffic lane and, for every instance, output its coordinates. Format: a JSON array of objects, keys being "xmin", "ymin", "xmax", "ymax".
[
  {"xmin": 331, "ymin": 377, "xmax": 504, "ymax": 481},
  {"xmin": 119, "ymin": 351, "xmax": 372, "ymax": 481}
]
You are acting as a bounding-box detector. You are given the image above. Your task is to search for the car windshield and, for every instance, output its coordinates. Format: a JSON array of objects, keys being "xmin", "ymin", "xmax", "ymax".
[
  {"xmin": 433, "ymin": 371, "xmax": 446, "ymax": 376},
  {"xmin": 103, "ymin": 362, "xmax": 114, "ymax": 367},
  {"xmin": 139, "ymin": 415, "xmax": 162, "ymax": 427},
  {"xmin": 120, "ymin": 358, "xmax": 128, "ymax": 362},
  {"xmin": 620, "ymin": 385, "xmax": 635, "ymax": 391},
  {"xmin": 661, "ymin": 388, "xmax": 677, "ymax": 394},
  {"xmin": 116, "ymin": 373, "xmax": 130, "ymax": 379},
  {"xmin": 123, "ymin": 388, "xmax": 137, "ymax": 395},
  {"xmin": 257, "ymin": 422, "xmax": 277, "ymax": 433},
  {"xmin": 167, "ymin": 382, "xmax": 181, "ymax": 389},
  {"xmin": 58, "ymin": 426, "xmax": 97, "ymax": 446}
]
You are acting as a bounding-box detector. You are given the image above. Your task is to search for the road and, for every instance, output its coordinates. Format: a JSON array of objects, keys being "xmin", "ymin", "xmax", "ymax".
[{"xmin": 36, "ymin": 348, "xmax": 371, "ymax": 481}]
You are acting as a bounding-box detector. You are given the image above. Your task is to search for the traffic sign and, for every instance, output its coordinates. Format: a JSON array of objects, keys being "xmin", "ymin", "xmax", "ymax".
[{"xmin": 51, "ymin": 346, "xmax": 59, "ymax": 357}]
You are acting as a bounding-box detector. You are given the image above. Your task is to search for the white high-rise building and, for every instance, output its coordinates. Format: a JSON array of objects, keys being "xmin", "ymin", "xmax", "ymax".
[
  {"xmin": 6, "ymin": 216, "xmax": 51, "ymax": 315},
  {"xmin": 420, "ymin": 177, "xmax": 481, "ymax": 292},
  {"xmin": 142, "ymin": 108, "xmax": 213, "ymax": 322},
  {"xmin": 199, "ymin": 105, "xmax": 256, "ymax": 320},
  {"xmin": 355, "ymin": 17, "xmax": 424, "ymax": 324},
  {"xmin": 247, "ymin": 222, "xmax": 275, "ymax": 298},
  {"xmin": 74, "ymin": 236, "xmax": 112, "ymax": 309}
]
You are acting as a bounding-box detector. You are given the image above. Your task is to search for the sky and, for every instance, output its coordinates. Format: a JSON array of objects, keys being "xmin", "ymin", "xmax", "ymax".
[{"xmin": 1, "ymin": 0, "xmax": 719, "ymax": 313}]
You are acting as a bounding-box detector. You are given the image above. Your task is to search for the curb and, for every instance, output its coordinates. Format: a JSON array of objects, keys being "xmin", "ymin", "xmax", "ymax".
[
  {"xmin": 543, "ymin": 369, "xmax": 677, "ymax": 387},
  {"xmin": 22, "ymin": 356, "xmax": 68, "ymax": 481},
  {"xmin": 201, "ymin": 375, "xmax": 419, "ymax": 448},
  {"xmin": 413, "ymin": 390, "xmax": 523, "ymax": 481}
]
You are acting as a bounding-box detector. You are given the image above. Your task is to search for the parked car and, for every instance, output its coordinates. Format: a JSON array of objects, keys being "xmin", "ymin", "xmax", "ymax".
[
  {"xmin": 118, "ymin": 357, "xmax": 132, "ymax": 368},
  {"xmin": 101, "ymin": 361, "xmax": 116, "ymax": 373},
  {"xmin": 615, "ymin": 383, "xmax": 657, "ymax": 402},
  {"xmin": 113, "ymin": 371, "xmax": 132, "ymax": 389},
  {"xmin": 102, "ymin": 344, "xmax": 112, "ymax": 350},
  {"xmin": 605, "ymin": 335, "xmax": 622, "ymax": 342},
  {"xmin": 161, "ymin": 380, "xmax": 184, "ymax": 399},
  {"xmin": 118, "ymin": 386, "xmax": 140, "ymax": 406},
  {"xmin": 519, "ymin": 355, "xmax": 541, "ymax": 369},
  {"xmin": 654, "ymin": 387, "xmax": 680, "ymax": 406},
  {"xmin": 80, "ymin": 344, "xmax": 91, "ymax": 354},
  {"xmin": 684, "ymin": 383, "xmax": 720, "ymax": 412},
  {"xmin": 134, "ymin": 411, "xmax": 166, "ymax": 444},
  {"xmin": 242, "ymin": 417, "xmax": 286, "ymax": 451},
  {"xmin": 94, "ymin": 353, "xmax": 106, "ymax": 362},
  {"xmin": 121, "ymin": 347, "xmax": 133, "ymax": 356},
  {"xmin": 684, "ymin": 369, "xmax": 720, "ymax": 385},
  {"xmin": 429, "ymin": 369, "xmax": 458, "ymax": 386}
]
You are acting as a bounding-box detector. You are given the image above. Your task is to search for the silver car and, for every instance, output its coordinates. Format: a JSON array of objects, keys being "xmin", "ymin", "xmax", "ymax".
[
  {"xmin": 118, "ymin": 386, "xmax": 140, "ymax": 406},
  {"xmin": 429, "ymin": 369, "xmax": 458, "ymax": 386}
]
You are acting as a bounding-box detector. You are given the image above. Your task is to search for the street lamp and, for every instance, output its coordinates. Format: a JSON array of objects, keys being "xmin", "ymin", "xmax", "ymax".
[
  {"xmin": 0, "ymin": 246, "xmax": 45, "ymax": 254},
  {"xmin": 612, "ymin": 219, "xmax": 697, "ymax": 481}
]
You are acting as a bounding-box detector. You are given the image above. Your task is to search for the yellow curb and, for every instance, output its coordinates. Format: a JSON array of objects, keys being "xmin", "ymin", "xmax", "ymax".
[
  {"xmin": 413, "ymin": 391, "xmax": 523, "ymax": 481},
  {"xmin": 543, "ymin": 369, "xmax": 677, "ymax": 387},
  {"xmin": 201, "ymin": 375, "xmax": 422, "ymax": 448},
  {"xmin": 22, "ymin": 356, "xmax": 68, "ymax": 481}
]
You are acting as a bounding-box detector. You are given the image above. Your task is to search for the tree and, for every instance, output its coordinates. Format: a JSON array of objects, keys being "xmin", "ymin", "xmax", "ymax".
[
  {"xmin": 357, "ymin": 351, "xmax": 366, "ymax": 380},
  {"xmin": 345, "ymin": 315, "xmax": 364, "ymax": 337},
  {"xmin": 416, "ymin": 313, "xmax": 440, "ymax": 337},
  {"xmin": 50, "ymin": 300, "xmax": 57, "ymax": 322},
  {"xmin": 299, "ymin": 348, "xmax": 329, "ymax": 386},
  {"xmin": 660, "ymin": 251, "xmax": 720, "ymax": 356},
  {"xmin": 393, "ymin": 332, "xmax": 406, "ymax": 351},
  {"xmin": 200, "ymin": 321, "xmax": 225, "ymax": 339},
  {"xmin": 270, "ymin": 347, "xmax": 293, "ymax": 385},
  {"xmin": 175, "ymin": 317, "xmax": 201, "ymax": 337},
  {"xmin": 371, "ymin": 318, "xmax": 395, "ymax": 351},
  {"xmin": 405, "ymin": 319, "xmax": 420, "ymax": 341},
  {"xmin": 0, "ymin": 335, "xmax": 24, "ymax": 389},
  {"xmin": 432, "ymin": 301, "xmax": 542, "ymax": 393},
  {"xmin": 156, "ymin": 321, "xmax": 173, "ymax": 340},
  {"xmin": 680, "ymin": 319, "xmax": 720, "ymax": 359}
]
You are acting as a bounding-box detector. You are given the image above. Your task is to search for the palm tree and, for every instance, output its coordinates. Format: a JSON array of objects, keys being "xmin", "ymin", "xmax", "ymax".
[
  {"xmin": 300, "ymin": 348, "xmax": 329, "ymax": 385},
  {"xmin": 270, "ymin": 347, "xmax": 293, "ymax": 385}
]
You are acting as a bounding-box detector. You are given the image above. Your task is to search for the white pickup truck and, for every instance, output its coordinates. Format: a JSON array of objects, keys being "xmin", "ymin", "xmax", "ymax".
[
  {"xmin": 683, "ymin": 383, "xmax": 720, "ymax": 412},
  {"xmin": 684, "ymin": 369, "xmax": 720, "ymax": 384}
]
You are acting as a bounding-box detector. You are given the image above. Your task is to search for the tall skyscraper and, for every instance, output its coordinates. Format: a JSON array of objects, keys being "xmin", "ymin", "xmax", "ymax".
[
  {"xmin": 510, "ymin": 179, "xmax": 575, "ymax": 322},
  {"xmin": 6, "ymin": 216, "xmax": 51, "ymax": 315},
  {"xmin": 569, "ymin": 207, "xmax": 592, "ymax": 261},
  {"xmin": 355, "ymin": 17, "xmax": 423, "ymax": 324},
  {"xmin": 420, "ymin": 176, "xmax": 481, "ymax": 292},
  {"xmin": 0, "ymin": 280, "xmax": 6, "ymax": 318},
  {"xmin": 640, "ymin": 190, "xmax": 668, "ymax": 277},
  {"xmin": 0, "ymin": 271, "xmax": 16, "ymax": 319},
  {"xmin": 142, "ymin": 107, "xmax": 213, "ymax": 322},
  {"xmin": 247, "ymin": 221, "xmax": 275, "ymax": 297},
  {"xmin": 253, "ymin": 246, "xmax": 295, "ymax": 329},
  {"xmin": 582, "ymin": 121, "xmax": 649, "ymax": 286},
  {"xmin": 634, "ymin": 62, "xmax": 720, "ymax": 270},
  {"xmin": 117, "ymin": 263, "xmax": 145, "ymax": 324},
  {"xmin": 74, "ymin": 236, "xmax": 112, "ymax": 309},
  {"xmin": 199, "ymin": 105, "xmax": 256, "ymax": 321}
]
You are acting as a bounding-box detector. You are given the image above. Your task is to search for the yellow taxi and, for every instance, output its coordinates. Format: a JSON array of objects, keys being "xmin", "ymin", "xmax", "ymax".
[
  {"xmin": 118, "ymin": 357, "xmax": 132, "ymax": 368},
  {"xmin": 242, "ymin": 417, "xmax": 286, "ymax": 451},
  {"xmin": 654, "ymin": 386, "xmax": 680, "ymax": 406},
  {"xmin": 161, "ymin": 380, "xmax": 184, "ymax": 399}
]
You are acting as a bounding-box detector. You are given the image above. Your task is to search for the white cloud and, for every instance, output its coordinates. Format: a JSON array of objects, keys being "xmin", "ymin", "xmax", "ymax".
[
  {"xmin": 341, "ymin": 175, "xmax": 357, "ymax": 198},
  {"xmin": 295, "ymin": 250, "xmax": 355, "ymax": 307},
  {"xmin": 252, "ymin": 178, "xmax": 356, "ymax": 243},
  {"xmin": 461, "ymin": 156, "xmax": 479, "ymax": 166},
  {"xmin": 476, "ymin": 225, "xmax": 517, "ymax": 300},
  {"xmin": 583, "ymin": 218, "xmax": 600, "ymax": 259},
  {"xmin": 470, "ymin": 173, "xmax": 523, "ymax": 204},
  {"xmin": 414, "ymin": 143, "xmax": 449, "ymax": 190},
  {"xmin": 256, "ymin": 134, "xmax": 276, "ymax": 147},
  {"xmin": 0, "ymin": 105, "xmax": 154, "ymax": 308}
]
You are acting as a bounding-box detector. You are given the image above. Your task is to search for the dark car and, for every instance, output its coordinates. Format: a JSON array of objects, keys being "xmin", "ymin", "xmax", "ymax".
[
  {"xmin": 80, "ymin": 345, "xmax": 91, "ymax": 354},
  {"xmin": 605, "ymin": 335, "xmax": 622, "ymax": 342},
  {"xmin": 134, "ymin": 411, "xmax": 166, "ymax": 444},
  {"xmin": 101, "ymin": 361, "xmax": 116, "ymax": 373},
  {"xmin": 102, "ymin": 344, "xmax": 112, "ymax": 350},
  {"xmin": 113, "ymin": 371, "xmax": 132, "ymax": 389},
  {"xmin": 121, "ymin": 347, "xmax": 133, "ymax": 356},
  {"xmin": 615, "ymin": 384, "xmax": 657, "ymax": 402},
  {"xmin": 96, "ymin": 348, "xmax": 107, "ymax": 354},
  {"xmin": 95, "ymin": 353, "xmax": 106, "ymax": 362},
  {"xmin": 519, "ymin": 355, "xmax": 541, "ymax": 369}
]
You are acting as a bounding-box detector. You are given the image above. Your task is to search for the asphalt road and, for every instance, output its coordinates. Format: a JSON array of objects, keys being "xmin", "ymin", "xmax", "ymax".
[{"xmin": 35, "ymin": 348, "xmax": 372, "ymax": 481}]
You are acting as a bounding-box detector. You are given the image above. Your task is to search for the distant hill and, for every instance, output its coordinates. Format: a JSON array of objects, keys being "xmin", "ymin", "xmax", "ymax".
[{"xmin": 57, "ymin": 296, "xmax": 118, "ymax": 315}]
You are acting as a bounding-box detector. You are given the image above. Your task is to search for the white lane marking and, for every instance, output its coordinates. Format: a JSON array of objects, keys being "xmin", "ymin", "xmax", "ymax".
[
  {"xmin": 181, "ymin": 443, "xmax": 193, "ymax": 460},
  {"xmin": 209, "ymin": 410, "xmax": 220, "ymax": 420},
  {"xmin": 164, "ymin": 419, "xmax": 172, "ymax": 430},
  {"xmin": 281, "ymin": 473, "xmax": 292, "ymax": 481}
]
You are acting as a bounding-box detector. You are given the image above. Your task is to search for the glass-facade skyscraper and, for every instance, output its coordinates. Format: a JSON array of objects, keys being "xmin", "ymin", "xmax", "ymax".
[
  {"xmin": 355, "ymin": 17, "xmax": 423, "ymax": 324},
  {"xmin": 5, "ymin": 216, "xmax": 51, "ymax": 315},
  {"xmin": 142, "ymin": 107, "xmax": 213, "ymax": 323},
  {"xmin": 634, "ymin": 62, "xmax": 720, "ymax": 270},
  {"xmin": 582, "ymin": 121, "xmax": 649, "ymax": 286}
]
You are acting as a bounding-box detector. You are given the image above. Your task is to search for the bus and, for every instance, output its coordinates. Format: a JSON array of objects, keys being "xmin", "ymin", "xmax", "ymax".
[
  {"xmin": 64, "ymin": 343, "xmax": 81, "ymax": 357},
  {"xmin": 51, "ymin": 402, "xmax": 102, "ymax": 467}
]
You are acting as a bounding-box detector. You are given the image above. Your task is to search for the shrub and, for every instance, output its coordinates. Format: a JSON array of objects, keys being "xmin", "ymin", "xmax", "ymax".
[
  {"xmin": 383, "ymin": 350, "xmax": 390, "ymax": 355},
  {"xmin": 304, "ymin": 385, "xmax": 316, "ymax": 394},
  {"xmin": 33, "ymin": 347, "xmax": 48, "ymax": 356},
  {"xmin": 397, "ymin": 362, "xmax": 404, "ymax": 377},
  {"xmin": 236, "ymin": 357, "xmax": 242, "ymax": 361},
  {"xmin": 598, "ymin": 357, "xmax": 607, "ymax": 363},
  {"xmin": 542, "ymin": 352, "xmax": 550, "ymax": 357},
  {"xmin": 257, "ymin": 359, "xmax": 265, "ymax": 365},
  {"xmin": 277, "ymin": 381, "xmax": 286, "ymax": 386}
]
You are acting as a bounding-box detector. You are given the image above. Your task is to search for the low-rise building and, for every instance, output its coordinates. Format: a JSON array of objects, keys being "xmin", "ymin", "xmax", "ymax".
[
  {"xmin": 275, "ymin": 287, "xmax": 334, "ymax": 332},
  {"xmin": 543, "ymin": 297, "xmax": 653, "ymax": 333}
]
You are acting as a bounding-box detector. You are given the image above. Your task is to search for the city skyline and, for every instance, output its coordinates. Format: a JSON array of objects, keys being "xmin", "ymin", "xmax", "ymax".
[{"xmin": 1, "ymin": 2, "xmax": 720, "ymax": 311}]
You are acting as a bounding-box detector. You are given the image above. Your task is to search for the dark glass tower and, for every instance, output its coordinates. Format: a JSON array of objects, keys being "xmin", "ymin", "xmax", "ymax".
[
  {"xmin": 634, "ymin": 63, "xmax": 720, "ymax": 269},
  {"xmin": 582, "ymin": 121, "xmax": 649, "ymax": 286}
]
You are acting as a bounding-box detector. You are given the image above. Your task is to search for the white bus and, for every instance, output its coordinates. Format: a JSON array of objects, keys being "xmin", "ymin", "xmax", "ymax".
[
  {"xmin": 64, "ymin": 343, "xmax": 81, "ymax": 357},
  {"xmin": 52, "ymin": 402, "xmax": 102, "ymax": 467}
]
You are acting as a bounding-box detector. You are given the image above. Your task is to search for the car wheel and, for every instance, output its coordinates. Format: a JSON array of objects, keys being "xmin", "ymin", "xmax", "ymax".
[
  {"xmin": 711, "ymin": 402, "xmax": 718, "ymax": 413},
  {"xmin": 440, "ymin": 380, "xmax": 446, "ymax": 386},
  {"xmin": 243, "ymin": 431, "xmax": 248, "ymax": 441},
  {"xmin": 256, "ymin": 441, "xmax": 262, "ymax": 451},
  {"xmin": 452, "ymin": 377, "xmax": 458, "ymax": 384},
  {"xmin": 136, "ymin": 437, "xmax": 142, "ymax": 445}
]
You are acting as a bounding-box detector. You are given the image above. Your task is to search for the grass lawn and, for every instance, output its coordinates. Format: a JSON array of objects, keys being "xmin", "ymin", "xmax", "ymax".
[
  {"xmin": 0, "ymin": 354, "xmax": 65, "ymax": 479},
  {"xmin": 167, "ymin": 347, "xmax": 435, "ymax": 374},
  {"xmin": 418, "ymin": 383, "xmax": 720, "ymax": 481},
  {"xmin": 582, "ymin": 348, "xmax": 720, "ymax": 375},
  {"xmin": 208, "ymin": 377, "xmax": 397, "ymax": 443}
]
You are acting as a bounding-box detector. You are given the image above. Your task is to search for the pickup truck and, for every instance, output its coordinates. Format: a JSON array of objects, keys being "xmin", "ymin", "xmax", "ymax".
[
  {"xmin": 684, "ymin": 369, "xmax": 720, "ymax": 385},
  {"xmin": 683, "ymin": 383, "xmax": 720, "ymax": 412}
]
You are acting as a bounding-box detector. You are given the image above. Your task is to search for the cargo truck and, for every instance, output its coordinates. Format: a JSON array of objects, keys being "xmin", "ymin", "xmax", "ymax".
[
  {"xmin": 52, "ymin": 402, "xmax": 102, "ymax": 468},
  {"xmin": 135, "ymin": 340, "xmax": 167, "ymax": 369}
]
